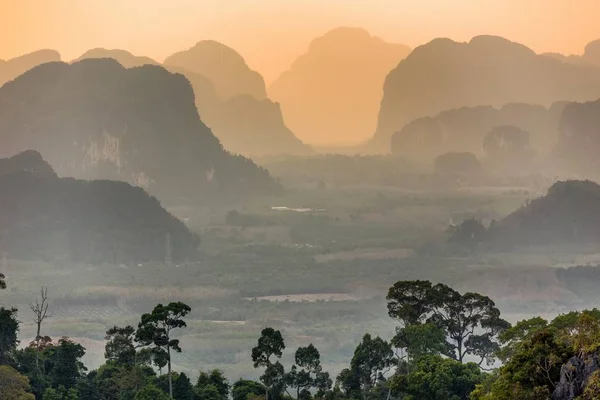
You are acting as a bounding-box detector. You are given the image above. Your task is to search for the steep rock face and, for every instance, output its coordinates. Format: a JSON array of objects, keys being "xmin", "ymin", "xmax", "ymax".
[
  {"xmin": 553, "ymin": 353, "xmax": 600, "ymax": 400},
  {"xmin": 0, "ymin": 59, "xmax": 279, "ymax": 200},
  {"xmin": 491, "ymin": 180, "xmax": 600, "ymax": 247},
  {"xmin": 391, "ymin": 102, "xmax": 565, "ymax": 162},
  {"xmin": 0, "ymin": 49, "xmax": 61, "ymax": 87},
  {"xmin": 269, "ymin": 27, "xmax": 411, "ymax": 145},
  {"xmin": 0, "ymin": 150, "xmax": 57, "ymax": 179},
  {"xmin": 77, "ymin": 47, "xmax": 310, "ymax": 155},
  {"xmin": 164, "ymin": 40, "xmax": 267, "ymax": 100},
  {"xmin": 373, "ymin": 35, "xmax": 600, "ymax": 151},
  {"xmin": 0, "ymin": 151, "xmax": 199, "ymax": 263}
]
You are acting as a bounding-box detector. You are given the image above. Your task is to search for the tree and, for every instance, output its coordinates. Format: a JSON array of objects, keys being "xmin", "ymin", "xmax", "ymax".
[
  {"xmin": 231, "ymin": 379, "xmax": 265, "ymax": 400},
  {"xmin": 135, "ymin": 384, "xmax": 170, "ymax": 400},
  {"xmin": 42, "ymin": 386, "xmax": 78, "ymax": 400},
  {"xmin": 392, "ymin": 322, "xmax": 451, "ymax": 369},
  {"xmin": 479, "ymin": 329, "xmax": 570, "ymax": 399},
  {"xmin": 497, "ymin": 317, "xmax": 548, "ymax": 363},
  {"xmin": 196, "ymin": 369, "xmax": 229, "ymax": 399},
  {"xmin": 0, "ymin": 272, "xmax": 5, "ymax": 290},
  {"xmin": 446, "ymin": 219, "xmax": 487, "ymax": 249},
  {"xmin": 390, "ymin": 355, "xmax": 484, "ymax": 400},
  {"xmin": 104, "ymin": 325, "xmax": 136, "ymax": 367},
  {"xmin": 386, "ymin": 281, "xmax": 510, "ymax": 366},
  {"xmin": 45, "ymin": 338, "xmax": 86, "ymax": 391},
  {"xmin": 252, "ymin": 327, "xmax": 286, "ymax": 400},
  {"xmin": 136, "ymin": 302, "xmax": 191, "ymax": 398},
  {"xmin": 173, "ymin": 372, "xmax": 194, "ymax": 400},
  {"xmin": 0, "ymin": 307, "xmax": 19, "ymax": 365},
  {"xmin": 0, "ymin": 365, "xmax": 35, "ymax": 399},
  {"xmin": 28, "ymin": 287, "xmax": 52, "ymax": 371},
  {"xmin": 342, "ymin": 334, "xmax": 395, "ymax": 399},
  {"xmin": 287, "ymin": 344, "xmax": 332, "ymax": 399}
]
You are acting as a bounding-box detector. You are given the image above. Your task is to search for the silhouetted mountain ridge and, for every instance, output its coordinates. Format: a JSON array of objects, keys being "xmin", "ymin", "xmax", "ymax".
[
  {"xmin": 0, "ymin": 49, "xmax": 61, "ymax": 87},
  {"xmin": 74, "ymin": 46, "xmax": 310, "ymax": 155},
  {"xmin": 372, "ymin": 35, "xmax": 600, "ymax": 151},
  {"xmin": 0, "ymin": 58, "xmax": 280, "ymax": 201},
  {"xmin": 269, "ymin": 27, "xmax": 411, "ymax": 145},
  {"xmin": 491, "ymin": 180, "xmax": 600, "ymax": 246},
  {"xmin": 0, "ymin": 151, "xmax": 199, "ymax": 263}
]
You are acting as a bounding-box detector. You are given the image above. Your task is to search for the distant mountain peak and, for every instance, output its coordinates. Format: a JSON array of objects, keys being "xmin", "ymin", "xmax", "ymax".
[
  {"xmin": 164, "ymin": 40, "xmax": 267, "ymax": 100},
  {"xmin": 269, "ymin": 27, "xmax": 411, "ymax": 145}
]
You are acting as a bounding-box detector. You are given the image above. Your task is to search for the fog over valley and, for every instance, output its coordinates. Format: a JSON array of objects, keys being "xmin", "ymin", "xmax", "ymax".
[{"xmin": 3, "ymin": 2, "xmax": 600, "ymax": 400}]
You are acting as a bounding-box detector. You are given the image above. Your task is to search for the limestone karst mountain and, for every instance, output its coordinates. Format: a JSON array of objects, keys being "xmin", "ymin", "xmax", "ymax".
[
  {"xmin": 269, "ymin": 27, "xmax": 411, "ymax": 145},
  {"xmin": 542, "ymin": 39, "xmax": 600, "ymax": 68},
  {"xmin": 0, "ymin": 49, "xmax": 61, "ymax": 87},
  {"xmin": 76, "ymin": 46, "xmax": 311, "ymax": 155},
  {"xmin": 0, "ymin": 149, "xmax": 57, "ymax": 179},
  {"xmin": 164, "ymin": 40, "xmax": 267, "ymax": 101},
  {"xmin": 0, "ymin": 150, "xmax": 199, "ymax": 263},
  {"xmin": 0, "ymin": 58, "xmax": 280, "ymax": 202},
  {"xmin": 554, "ymin": 98, "xmax": 600, "ymax": 178},
  {"xmin": 73, "ymin": 48, "xmax": 219, "ymax": 114},
  {"xmin": 391, "ymin": 102, "xmax": 567, "ymax": 163},
  {"xmin": 75, "ymin": 48, "xmax": 160, "ymax": 67},
  {"xmin": 372, "ymin": 35, "xmax": 600, "ymax": 152},
  {"xmin": 490, "ymin": 180, "xmax": 600, "ymax": 246}
]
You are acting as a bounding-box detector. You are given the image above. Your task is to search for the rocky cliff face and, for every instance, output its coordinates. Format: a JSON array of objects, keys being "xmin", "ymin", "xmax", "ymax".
[
  {"xmin": 372, "ymin": 35, "xmax": 600, "ymax": 152},
  {"xmin": 0, "ymin": 58, "xmax": 279, "ymax": 201},
  {"xmin": 77, "ymin": 47, "xmax": 310, "ymax": 156},
  {"xmin": 553, "ymin": 353, "xmax": 600, "ymax": 400},
  {"xmin": 269, "ymin": 27, "xmax": 411, "ymax": 145}
]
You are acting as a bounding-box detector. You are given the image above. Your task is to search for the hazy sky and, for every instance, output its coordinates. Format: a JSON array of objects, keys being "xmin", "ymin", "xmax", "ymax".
[{"xmin": 1, "ymin": 0, "xmax": 600, "ymax": 83}]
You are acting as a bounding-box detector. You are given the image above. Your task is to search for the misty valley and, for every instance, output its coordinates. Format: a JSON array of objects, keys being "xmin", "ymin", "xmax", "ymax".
[{"xmin": 3, "ymin": 25, "xmax": 600, "ymax": 400}]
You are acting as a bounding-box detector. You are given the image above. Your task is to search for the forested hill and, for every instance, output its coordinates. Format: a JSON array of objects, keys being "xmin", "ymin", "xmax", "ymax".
[
  {"xmin": 0, "ymin": 151, "xmax": 199, "ymax": 263},
  {"xmin": 490, "ymin": 180, "xmax": 600, "ymax": 246},
  {"xmin": 0, "ymin": 58, "xmax": 280, "ymax": 202}
]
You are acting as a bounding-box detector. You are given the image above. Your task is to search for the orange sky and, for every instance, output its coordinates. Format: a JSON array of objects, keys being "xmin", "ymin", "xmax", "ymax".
[{"xmin": 1, "ymin": 0, "xmax": 599, "ymax": 83}]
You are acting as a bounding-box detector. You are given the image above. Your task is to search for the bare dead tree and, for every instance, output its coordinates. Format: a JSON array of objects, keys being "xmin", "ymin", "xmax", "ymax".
[{"xmin": 29, "ymin": 287, "xmax": 52, "ymax": 370}]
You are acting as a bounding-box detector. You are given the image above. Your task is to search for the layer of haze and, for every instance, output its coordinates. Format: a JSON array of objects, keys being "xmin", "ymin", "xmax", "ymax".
[{"xmin": 2, "ymin": 0, "xmax": 600, "ymax": 84}]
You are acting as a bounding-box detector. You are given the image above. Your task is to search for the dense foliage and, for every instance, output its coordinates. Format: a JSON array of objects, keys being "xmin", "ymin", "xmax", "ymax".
[{"xmin": 3, "ymin": 277, "xmax": 600, "ymax": 400}]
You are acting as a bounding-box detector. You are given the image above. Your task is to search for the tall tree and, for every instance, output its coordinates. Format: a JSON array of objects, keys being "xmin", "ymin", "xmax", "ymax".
[
  {"xmin": 28, "ymin": 287, "xmax": 52, "ymax": 371},
  {"xmin": 172, "ymin": 372, "xmax": 194, "ymax": 400},
  {"xmin": 0, "ymin": 307, "xmax": 19, "ymax": 365},
  {"xmin": 196, "ymin": 369, "xmax": 229, "ymax": 399},
  {"xmin": 340, "ymin": 334, "xmax": 395, "ymax": 400},
  {"xmin": 252, "ymin": 327, "xmax": 286, "ymax": 400},
  {"xmin": 104, "ymin": 326, "xmax": 136, "ymax": 367},
  {"xmin": 46, "ymin": 338, "xmax": 86, "ymax": 391},
  {"xmin": 387, "ymin": 281, "xmax": 510, "ymax": 366},
  {"xmin": 0, "ymin": 272, "xmax": 6, "ymax": 290},
  {"xmin": 231, "ymin": 379, "xmax": 264, "ymax": 400},
  {"xmin": 287, "ymin": 344, "xmax": 331, "ymax": 399},
  {"xmin": 135, "ymin": 302, "xmax": 191, "ymax": 399}
]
